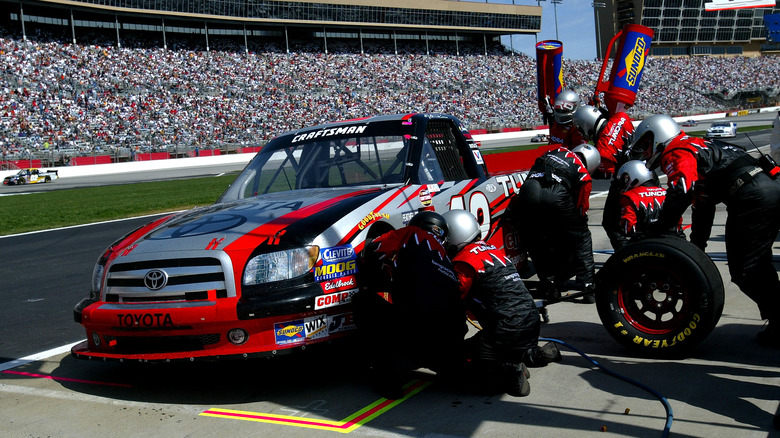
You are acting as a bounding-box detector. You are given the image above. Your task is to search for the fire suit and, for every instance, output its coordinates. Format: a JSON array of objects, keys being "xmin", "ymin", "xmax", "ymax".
[
  {"xmin": 549, "ymin": 120, "xmax": 587, "ymax": 148},
  {"xmin": 593, "ymin": 111, "xmax": 635, "ymax": 250},
  {"xmin": 452, "ymin": 241, "xmax": 541, "ymax": 362},
  {"xmin": 619, "ymin": 184, "xmax": 683, "ymax": 241},
  {"xmin": 354, "ymin": 226, "xmax": 467, "ymax": 390},
  {"xmin": 652, "ymin": 134, "xmax": 780, "ymax": 321},
  {"xmin": 511, "ymin": 147, "xmax": 596, "ymax": 295}
]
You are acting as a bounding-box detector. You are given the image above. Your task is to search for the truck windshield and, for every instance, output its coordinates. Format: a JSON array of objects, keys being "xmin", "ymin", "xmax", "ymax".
[{"xmin": 220, "ymin": 131, "xmax": 410, "ymax": 201}]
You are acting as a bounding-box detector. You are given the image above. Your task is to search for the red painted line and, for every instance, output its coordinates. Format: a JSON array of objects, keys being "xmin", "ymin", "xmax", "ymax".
[{"xmin": 2, "ymin": 370, "xmax": 132, "ymax": 388}]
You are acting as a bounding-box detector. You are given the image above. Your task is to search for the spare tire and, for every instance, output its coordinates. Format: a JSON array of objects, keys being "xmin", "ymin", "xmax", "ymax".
[{"xmin": 595, "ymin": 237, "xmax": 724, "ymax": 357}]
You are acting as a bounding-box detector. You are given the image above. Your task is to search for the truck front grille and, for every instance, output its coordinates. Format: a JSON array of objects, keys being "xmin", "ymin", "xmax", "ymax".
[{"xmin": 105, "ymin": 256, "xmax": 232, "ymax": 303}]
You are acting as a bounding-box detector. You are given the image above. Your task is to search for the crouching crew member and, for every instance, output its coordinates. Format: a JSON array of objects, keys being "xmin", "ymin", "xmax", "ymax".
[{"xmin": 442, "ymin": 210, "xmax": 562, "ymax": 397}]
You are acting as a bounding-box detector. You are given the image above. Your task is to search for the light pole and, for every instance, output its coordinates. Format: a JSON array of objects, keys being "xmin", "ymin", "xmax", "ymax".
[
  {"xmin": 551, "ymin": 0, "xmax": 562, "ymax": 40},
  {"xmin": 592, "ymin": 2, "xmax": 605, "ymax": 60}
]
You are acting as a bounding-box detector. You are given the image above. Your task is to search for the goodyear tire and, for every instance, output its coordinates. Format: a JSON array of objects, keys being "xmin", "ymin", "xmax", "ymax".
[{"xmin": 595, "ymin": 237, "xmax": 724, "ymax": 358}]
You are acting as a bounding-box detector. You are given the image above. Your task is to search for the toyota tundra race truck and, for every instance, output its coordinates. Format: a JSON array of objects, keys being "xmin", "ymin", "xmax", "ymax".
[
  {"xmin": 3, "ymin": 168, "xmax": 59, "ymax": 185},
  {"xmin": 72, "ymin": 113, "xmax": 723, "ymax": 362}
]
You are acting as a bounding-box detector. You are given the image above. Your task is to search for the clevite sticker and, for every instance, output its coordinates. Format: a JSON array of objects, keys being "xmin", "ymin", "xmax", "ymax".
[
  {"xmin": 274, "ymin": 320, "xmax": 305, "ymax": 345},
  {"xmin": 314, "ymin": 245, "xmax": 358, "ymax": 282},
  {"xmin": 315, "ymin": 288, "xmax": 358, "ymax": 310}
]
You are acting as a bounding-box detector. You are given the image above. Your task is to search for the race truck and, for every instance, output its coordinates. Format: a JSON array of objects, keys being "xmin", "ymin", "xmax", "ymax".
[
  {"xmin": 705, "ymin": 121, "xmax": 738, "ymax": 138},
  {"xmin": 72, "ymin": 113, "xmax": 724, "ymax": 362},
  {"xmin": 3, "ymin": 168, "xmax": 59, "ymax": 185}
]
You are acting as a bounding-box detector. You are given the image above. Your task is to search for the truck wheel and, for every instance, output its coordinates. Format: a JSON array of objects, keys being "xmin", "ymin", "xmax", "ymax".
[
  {"xmin": 44, "ymin": 176, "xmax": 51, "ymax": 183},
  {"xmin": 595, "ymin": 237, "xmax": 724, "ymax": 358}
]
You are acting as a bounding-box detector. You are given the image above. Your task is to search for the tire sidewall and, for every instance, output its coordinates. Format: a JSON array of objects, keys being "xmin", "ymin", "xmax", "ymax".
[{"xmin": 596, "ymin": 237, "xmax": 724, "ymax": 357}]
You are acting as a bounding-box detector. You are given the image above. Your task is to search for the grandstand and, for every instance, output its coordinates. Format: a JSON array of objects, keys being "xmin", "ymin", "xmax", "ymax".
[{"xmin": 1, "ymin": 1, "xmax": 780, "ymax": 170}]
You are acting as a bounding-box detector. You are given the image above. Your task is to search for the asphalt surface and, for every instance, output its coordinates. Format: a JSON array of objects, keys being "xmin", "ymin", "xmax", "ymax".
[{"xmin": 2, "ymin": 185, "xmax": 779, "ymax": 438}]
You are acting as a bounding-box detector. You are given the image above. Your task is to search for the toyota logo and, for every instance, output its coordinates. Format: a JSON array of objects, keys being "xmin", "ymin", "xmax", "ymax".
[{"xmin": 144, "ymin": 269, "xmax": 168, "ymax": 291}]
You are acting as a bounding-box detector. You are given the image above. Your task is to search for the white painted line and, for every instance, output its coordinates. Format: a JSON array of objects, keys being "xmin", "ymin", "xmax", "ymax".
[{"xmin": 0, "ymin": 340, "xmax": 83, "ymax": 372}]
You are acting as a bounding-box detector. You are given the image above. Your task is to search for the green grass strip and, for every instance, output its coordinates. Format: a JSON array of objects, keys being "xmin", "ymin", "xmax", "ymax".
[{"xmin": 0, "ymin": 174, "xmax": 236, "ymax": 236}]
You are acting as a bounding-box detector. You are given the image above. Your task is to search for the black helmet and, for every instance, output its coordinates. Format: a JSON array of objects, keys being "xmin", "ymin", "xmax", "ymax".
[{"xmin": 409, "ymin": 211, "xmax": 448, "ymax": 243}]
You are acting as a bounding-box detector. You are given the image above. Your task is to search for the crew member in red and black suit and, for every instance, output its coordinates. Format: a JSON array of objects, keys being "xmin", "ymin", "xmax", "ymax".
[
  {"xmin": 441, "ymin": 210, "xmax": 562, "ymax": 398},
  {"xmin": 573, "ymin": 105, "xmax": 636, "ymax": 250},
  {"xmin": 546, "ymin": 89, "xmax": 588, "ymax": 148},
  {"xmin": 614, "ymin": 160, "xmax": 683, "ymax": 242},
  {"xmin": 510, "ymin": 144, "xmax": 601, "ymax": 302},
  {"xmin": 354, "ymin": 211, "xmax": 466, "ymax": 399},
  {"xmin": 629, "ymin": 114, "xmax": 780, "ymax": 347}
]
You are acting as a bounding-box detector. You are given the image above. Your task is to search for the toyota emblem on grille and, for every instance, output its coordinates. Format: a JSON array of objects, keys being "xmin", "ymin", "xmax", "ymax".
[{"xmin": 144, "ymin": 269, "xmax": 168, "ymax": 290}]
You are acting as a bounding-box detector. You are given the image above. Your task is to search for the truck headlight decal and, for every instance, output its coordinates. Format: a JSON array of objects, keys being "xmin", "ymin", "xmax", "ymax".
[{"xmin": 243, "ymin": 246, "xmax": 319, "ymax": 285}]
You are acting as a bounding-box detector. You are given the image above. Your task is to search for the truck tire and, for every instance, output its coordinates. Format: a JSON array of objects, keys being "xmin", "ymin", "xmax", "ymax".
[
  {"xmin": 44, "ymin": 176, "xmax": 51, "ymax": 183},
  {"xmin": 595, "ymin": 237, "xmax": 724, "ymax": 358}
]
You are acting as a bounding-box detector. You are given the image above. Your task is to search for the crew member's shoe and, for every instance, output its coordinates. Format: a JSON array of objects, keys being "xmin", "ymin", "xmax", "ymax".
[
  {"xmin": 523, "ymin": 342, "xmax": 563, "ymax": 367},
  {"xmin": 756, "ymin": 320, "xmax": 780, "ymax": 348},
  {"xmin": 581, "ymin": 282, "xmax": 596, "ymax": 304},
  {"xmin": 504, "ymin": 363, "xmax": 531, "ymax": 397}
]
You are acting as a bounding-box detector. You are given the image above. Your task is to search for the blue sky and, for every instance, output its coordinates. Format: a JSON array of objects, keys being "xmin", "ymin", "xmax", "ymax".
[{"xmin": 464, "ymin": 1, "xmax": 601, "ymax": 60}]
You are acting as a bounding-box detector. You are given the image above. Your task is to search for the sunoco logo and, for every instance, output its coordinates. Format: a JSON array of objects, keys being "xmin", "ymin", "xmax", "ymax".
[
  {"xmin": 624, "ymin": 37, "xmax": 647, "ymax": 87},
  {"xmin": 322, "ymin": 245, "xmax": 355, "ymax": 263}
]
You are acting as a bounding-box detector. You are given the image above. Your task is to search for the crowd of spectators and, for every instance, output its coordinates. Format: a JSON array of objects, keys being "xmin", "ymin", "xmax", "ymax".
[{"xmin": 1, "ymin": 26, "xmax": 779, "ymax": 163}]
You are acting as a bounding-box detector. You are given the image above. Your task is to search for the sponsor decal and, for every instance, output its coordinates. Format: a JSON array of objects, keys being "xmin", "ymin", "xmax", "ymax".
[
  {"xmin": 116, "ymin": 313, "xmax": 174, "ymax": 327},
  {"xmin": 328, "ymin": 312, "xmax": 357, "ymax": 334},
  {"xmin": 623, "ymin": 38, "xmax": 647, "ymax": 87},
  {"xmin": 621, "ymin": 251, "xmax": 666, "ymax": 263},
  {"xmin": 472, "ymin": 149, "xmax": 484, "ymax": 165},
  {"xmin": 121, "ymin": 244, "xmax": 138, "ymax": 256},
  {"xmin": 402, "ymin": 212, "xmax": 415, "ymax": 224},
  {"xmin": 419, "ymin": 189, "xmax": 432, "ymax": 207},
  {"xmin": 320, "ymin": 275, "xmax": 357, "ymax": 293},
  {"xmin": 315, "ymin": 288, "xmax": 358, "ymax": 310},
  {"xmin": 205, "ymin": 237, "xmax": 225, "ymax": 250},
  {"xmin": 291, "ymin": 125, "xmax": 368, "ymax": 143},
  {"xmin": 426, "ymin": 183, "xmax": 441, "ymax": 193},
  {"xmin": 315, "ymin": 245, "xmax": 358, "ymax": 282},
  {"xmin": 275, "ymin": 320, "xmax": 305, "ymax": 345},
  {"xmin": 304, "ymin": 314, "xmax": 329, "ymax": 340},
  {"xmin": 614, "ymin": 314, "xmax": 701, "ymax": 349},
  {"xmin": 358, "ymin": 211, "xmax": 390, "ymax": 230}
]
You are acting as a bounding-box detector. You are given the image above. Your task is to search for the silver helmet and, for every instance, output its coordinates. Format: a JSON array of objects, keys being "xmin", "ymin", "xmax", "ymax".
[
  {"xmin": 441, "ymin": 209, "xmax": 481, "ymax": 255},
  {"xmin": 572, "ymin": 105, "xmax": 607, "ymax": 140},
  {"xmin": 553, "ymin": 89, "xmax": 581, "ymax": 124},
  {"xmin": 617, "ymin": 160, "xmax": 655, "ymax": 192},
  {"xmin": 572, "ymin": 144, "xmax": 601, "ymax": 174},
  {"xmin": 629, "ymin": 115, "xmax": 681, "ymax": 168}
]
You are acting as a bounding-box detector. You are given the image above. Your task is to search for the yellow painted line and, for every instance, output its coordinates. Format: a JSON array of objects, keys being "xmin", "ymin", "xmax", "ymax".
[{"xmin": 200, "ymin": 379, "xmax": 431, "ymax": 433}]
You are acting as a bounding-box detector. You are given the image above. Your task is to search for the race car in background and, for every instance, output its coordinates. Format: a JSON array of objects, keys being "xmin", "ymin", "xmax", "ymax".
[
  {"xmin": 705, "ymin": 121, "xmax": 737, "ymax": 138},
  {"xmin": 3, "ymin": 168, "xmax": 59, "ymax": 185},
  {"xmin": 71, "ymin": 113, "xmax": 527, "ymax": 362}
]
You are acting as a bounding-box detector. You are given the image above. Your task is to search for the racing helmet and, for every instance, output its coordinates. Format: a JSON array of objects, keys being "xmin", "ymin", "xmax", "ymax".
[
  {"xmin": 553, "ymin": 89, "xmax": 581, "ymax": 124},
  {"xmin": 408, "ymin": 211, "xmax": 448, "ymax": 244},
  {"xmin": 441, "ymin": 209, "xmax": 481, "ymax": 256},
  {"xmin": 572, "ymin": 144, "xmax": 601, "ymax": 174},
  {"xmin": 572, "ymin": 105, "xmax": 607, "ymax": 140},
  {"xmin": 616, "ymin": 160, "xmax": 655, "ymax": 192},
  {"xmin": 629, "ymin": 115, "xmax": 681, "ymax": 169}
]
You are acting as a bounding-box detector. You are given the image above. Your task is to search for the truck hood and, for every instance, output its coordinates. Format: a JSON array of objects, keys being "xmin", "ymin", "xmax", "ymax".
[{"xmin": 126, "ymin": 187, "xmax": 386, "ymax": 254}]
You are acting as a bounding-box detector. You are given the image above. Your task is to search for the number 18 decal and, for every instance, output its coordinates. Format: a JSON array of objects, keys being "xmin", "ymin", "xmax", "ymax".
[{"xmin": 449, "ymin": 192, "xmax": 490, "ymax": 238}]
